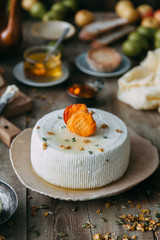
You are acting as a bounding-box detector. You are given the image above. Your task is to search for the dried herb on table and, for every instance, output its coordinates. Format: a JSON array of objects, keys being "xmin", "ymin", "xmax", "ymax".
[
  {"xmin": 34, "ymin": 231, "xmax": 40, "ymax": 237},
  {"xmin": 100, "ymin": 217, "xmax": 106, "ymax": 222},
  {"xmin": 155, "ymin": 213, "xmax": 160, "ymax": 218},
  {"xmin": 82, "ymin": 223, "xmax": 90, "ymax": 228},
  {"xmin": 39, "ymin": 204, "xmax": 49, "ymax": 209},
  {"xmin": 57, "ymin": 232, "xmax": 68, "ymax": 237}
]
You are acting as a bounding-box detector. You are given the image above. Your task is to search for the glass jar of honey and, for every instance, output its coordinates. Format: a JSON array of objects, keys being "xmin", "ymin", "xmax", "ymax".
[{"xmin": 23, "ymin": 46, "xmax": 62, "ymax": 82}]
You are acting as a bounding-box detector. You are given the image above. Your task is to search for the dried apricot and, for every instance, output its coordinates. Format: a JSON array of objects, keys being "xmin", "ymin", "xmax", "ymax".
[
  {"xmin": 63, "ymin": 104, "xmax": 88, "ymax": 124},
  {"xmin": 67, "ymin": 110, "xmax": 96, "ymax": 137}
]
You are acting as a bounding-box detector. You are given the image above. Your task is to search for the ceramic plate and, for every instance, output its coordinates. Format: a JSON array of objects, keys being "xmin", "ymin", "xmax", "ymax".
[
  {"xmin": 9, "ymin": 128, "xmax": 159, "ymax": 201},
  {"xmin": 31, "ymin": 20, "xmax": 76, "ymax": 40},
  {"xmin": 13, "ymin": 62, "xmax": 69, "ymax": 87},
  {"xmin": 75, "ymin": 52, "xmax": 131, "ymax": 77}
]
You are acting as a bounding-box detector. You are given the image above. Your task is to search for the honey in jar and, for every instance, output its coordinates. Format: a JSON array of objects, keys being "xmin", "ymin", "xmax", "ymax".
[{"xmin": 23, "ymin": 46, "xmax": 62, "ymax": 82}]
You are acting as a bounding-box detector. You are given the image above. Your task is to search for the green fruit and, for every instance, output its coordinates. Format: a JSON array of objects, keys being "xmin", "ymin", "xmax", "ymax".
[
  {"xmin": 42, "ymin": 10, "xmax": 64, "ymax": 21},
  {"xmin": 137, "ymin": 26, "xmax": 156, "ymax": 40},
  {"xmin": 155, "ymin": 29, "xmax": 160, "ymax": 41},
  {"xmin": 51, "ymin": 2, "xmax": 66, "ymax": 14},
  {"xmin": 128, "ymin": 31, "xmax": 145, "ymax": 42},
  {"xmin": 122, "ymin": 40, "xmax": 143, "ymax": 58},
  {"xmin": 154, "ymin": 39, "xmax": 160, "ymax": 48},
  {"xmin": 48, "ymin": 41, "xmax": 63, "ymax": 53},
  {"xmin": 29, "ymin": 2, "xmax": 46, "ymax": 19},
  {"xmin": 62, "ymin": 0, "xmax": 78, "ymax": 12},
  {"xmin": 128, "ymin": 31, "xmax": 149, "ymax": 51}
]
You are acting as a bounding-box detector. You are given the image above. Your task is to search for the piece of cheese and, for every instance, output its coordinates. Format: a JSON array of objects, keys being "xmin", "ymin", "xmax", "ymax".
[{"xmin": 31, "ymin": 108, "xmax": 130, "ymax": 189}]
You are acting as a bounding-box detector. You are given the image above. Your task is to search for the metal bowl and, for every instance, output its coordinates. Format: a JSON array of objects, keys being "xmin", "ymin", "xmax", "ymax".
[{"xmin": 0, "ymin": 180, "xmax": 18, "ymax": 225}]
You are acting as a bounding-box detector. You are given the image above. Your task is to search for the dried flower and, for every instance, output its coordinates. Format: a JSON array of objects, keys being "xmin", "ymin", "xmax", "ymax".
[
  {"xmin": 105, "ymin": 202, "xmax": 111, "ymax": 208},
  {"xmin": 47, "ymin": 132, "xmax": 54, "ymax": 135},
  {"xmin": 97, "ymin": 209, "xmax": 101, "ymax": 214},
  {"xmin": 141, "ymin": 209, "xmax": 150, "ymax": 214},
  {"xmin": 60, "ymin": 145, "xmax": 71, "ymax": 150},
  {"xmin": 98, "ymin": 148, "xmax": 104, "ymax": 152},
  {"xmin": 79, "ymin": 147, "xmax": 84, "ymax": 151},
  {"xmin": 43, "ymin": 212, "xmax": 49, "ymax": 217},
  {"xmin": 116, "ymin": 129, "xmax": 122, "ymax": 133},
  {"xmin": 101, "ymin": 124, "xmax": 108, "ymax": 129}
]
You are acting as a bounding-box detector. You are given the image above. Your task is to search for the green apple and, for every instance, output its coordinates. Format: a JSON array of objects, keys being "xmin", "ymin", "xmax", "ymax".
[
  {"xmin": 29, "ymin": 2, "xmax": 46, "ymax": 19},
  {"xmin": 128, "ymin": 31, "xmax": 149, "ymax": 50},
  {"xmin": 62, "ymin": 0, "xmax": 78, "ymax": 13},
  {"xmin": 42, "ymin": 10, "xmax": 64, "ymax": 21},
  {"xmin": 51, "ymin": 2, "xmax": 66, "ymax": 15},
  {"xmin": 154, "ymin": 39, "xmax": 160, "ymax": 48},
  {"xmin": 137, "ymin": 26, "xmax": 156, "ymax": 40},
  {"xmin": 122, "ymin": 40, "xmax": 143, "ymax": 57},
  {"xmin": 155, "ymin": 29, "xmax": 160, "ymax": 41}
]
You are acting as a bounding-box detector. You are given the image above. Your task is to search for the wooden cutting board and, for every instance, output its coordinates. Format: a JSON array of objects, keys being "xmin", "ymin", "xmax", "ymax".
[
  {"xmin": 0, "ymin": 83, "xmax": 32, "ymax": 147},
  {"xmin": 0, "ymin": 86, "xmax": 32, "ymax": 119}
]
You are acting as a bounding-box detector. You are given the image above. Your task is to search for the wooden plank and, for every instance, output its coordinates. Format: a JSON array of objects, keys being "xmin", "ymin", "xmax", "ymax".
[
  {"xmin": 27, "ymin": 191, "xmax": 92, "ymax": 240},
  {"xmin": 87, "ymin": 186, "xmax": 155, "ymax": 239},
  {"xmin": 0, "ymin": 115, "xmax": 27, "ymax": 240}
]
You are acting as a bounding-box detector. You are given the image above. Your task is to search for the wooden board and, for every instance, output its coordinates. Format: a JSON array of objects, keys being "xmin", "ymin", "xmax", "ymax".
[
  {"xmin": 0, "ymin": 117, "xmax": 21, "ymax": 147},
  {"xmin": 0, "ymin": 87, "xmax": 32, "ymax": 119}
]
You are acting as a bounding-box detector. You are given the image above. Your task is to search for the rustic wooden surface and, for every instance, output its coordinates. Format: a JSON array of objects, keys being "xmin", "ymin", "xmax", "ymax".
[{"xmin": 0, "ymin": 15, "xmax": 160, "ymax": 240}]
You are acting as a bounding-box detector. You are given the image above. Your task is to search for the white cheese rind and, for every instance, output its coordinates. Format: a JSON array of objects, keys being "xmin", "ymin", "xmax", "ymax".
[{"xmin": 31, "ymin": 108, "xmax": 130, "ymax": 189}]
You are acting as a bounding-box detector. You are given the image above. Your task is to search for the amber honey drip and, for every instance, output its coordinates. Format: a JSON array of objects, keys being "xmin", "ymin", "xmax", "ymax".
[
  {"xmin": 24, "ymin": 52, "xmax": 62, "ymax": 83},
  {"xmin": 68, "ymin": 84, "xmax": 97, "ymax": 98}
]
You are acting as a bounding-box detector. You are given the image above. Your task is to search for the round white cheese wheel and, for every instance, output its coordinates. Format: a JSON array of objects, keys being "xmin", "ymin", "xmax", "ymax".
[{"xmin": 31, "ymin": 108, "xmax": 130, "ymax": 189}]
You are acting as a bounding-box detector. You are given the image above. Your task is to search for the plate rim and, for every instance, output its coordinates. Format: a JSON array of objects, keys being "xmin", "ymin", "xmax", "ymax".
[
  {"xmin": 13, "ymin": 62, "xmax": 69, "ymax": 87},
  {"xmin": 31, "ymin": 20, "xmax": 76, "ymax": 40},
  {"xmin": 75, "ymin": 52, "xmax": 131, "ymax": 77},
  {"xmin": 9, "ymin": 128, "xmax": 159, "ymax": 201}
]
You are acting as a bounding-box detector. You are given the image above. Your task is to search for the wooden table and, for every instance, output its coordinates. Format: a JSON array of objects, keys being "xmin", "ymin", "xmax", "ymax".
[{"xmin": 0, "ymin": 16, "xmax": 160, "ymax": 240}]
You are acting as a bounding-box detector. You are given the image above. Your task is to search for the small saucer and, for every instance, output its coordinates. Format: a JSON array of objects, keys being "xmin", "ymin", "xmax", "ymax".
[
  {"xmin": 13, "ymin": 62, "xmax": 69, "ymax": 87},
  {"xmin": 31, "ymin": 20, "xmax": 76, "ymax": 40},
  {"xmin": 0, "ymin": 181, "xmax": 18, "ymax": 225},
  {"xmin": 75, "ymin": 52, "xmax": 131, "ymax": 77},
  {"xmin": 9, "ymin": 128, "xmax": 159, "ymax": 201}
]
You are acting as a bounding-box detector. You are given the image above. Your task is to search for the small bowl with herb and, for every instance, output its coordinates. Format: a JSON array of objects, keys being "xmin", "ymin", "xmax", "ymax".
[{"xmin": 67, "ymin": 79, "xmax": 104, "ymax": 106}]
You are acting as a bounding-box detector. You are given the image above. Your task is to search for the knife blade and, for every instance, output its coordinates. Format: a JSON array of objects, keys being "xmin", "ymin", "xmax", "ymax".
[{"xmin": 0, "ymin": 85, "xmax": 19, "ymax": 114}]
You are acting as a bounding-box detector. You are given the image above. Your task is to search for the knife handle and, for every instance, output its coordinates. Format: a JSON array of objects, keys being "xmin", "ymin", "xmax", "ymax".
[{"xmin": 0, "ymin": 116, "xmax": 21, "ymax": 147}]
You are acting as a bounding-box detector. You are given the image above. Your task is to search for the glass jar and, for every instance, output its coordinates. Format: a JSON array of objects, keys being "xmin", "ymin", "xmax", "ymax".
[{"xmin": 23, "ymin": 45, "xmax": 62, "ymax": 82}]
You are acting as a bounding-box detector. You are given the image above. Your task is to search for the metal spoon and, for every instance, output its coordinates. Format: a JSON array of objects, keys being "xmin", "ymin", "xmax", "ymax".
[{"xmin": 44, "ymin": 27, "xmax": 70, "ymax": 62}]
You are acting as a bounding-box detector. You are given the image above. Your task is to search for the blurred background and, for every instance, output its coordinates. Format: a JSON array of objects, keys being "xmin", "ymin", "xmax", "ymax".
[{"xmin": 39, "ymin": 0, "xmax": 160, "ymax": 11}]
